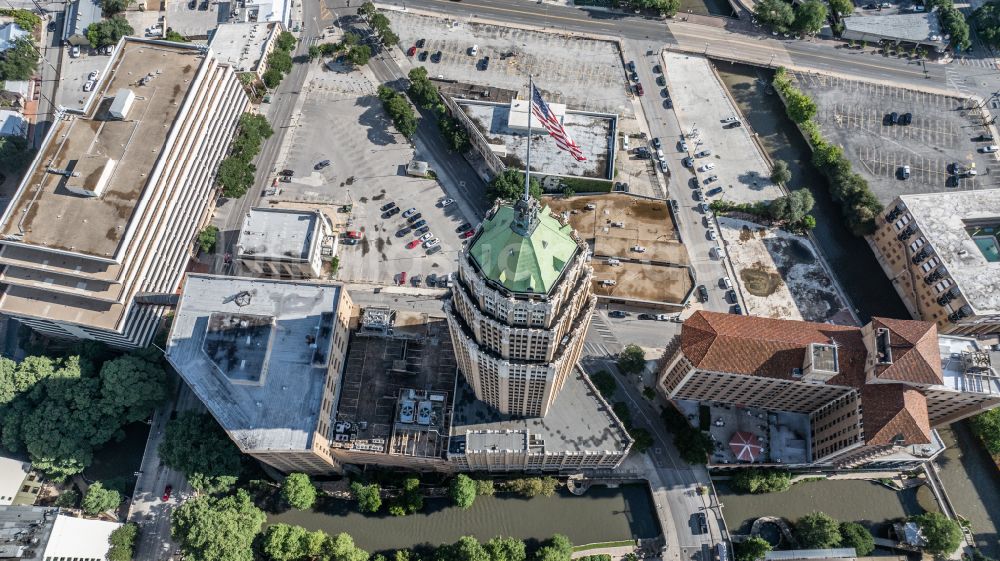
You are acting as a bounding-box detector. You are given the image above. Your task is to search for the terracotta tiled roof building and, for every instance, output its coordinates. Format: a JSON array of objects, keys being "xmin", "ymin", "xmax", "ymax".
[{"xmin": 658, "ymin": 311, "xmax": 1000, "ymax": 469}]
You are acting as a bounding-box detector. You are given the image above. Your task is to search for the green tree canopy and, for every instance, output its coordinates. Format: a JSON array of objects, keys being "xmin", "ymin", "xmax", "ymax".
[
  {"xmin": 617, "ymin": 344, "xmax": 646, "ymax": 375},
  {"xmin": 754, "ymin": 0, "xmax": 795, "ymax": 32},
  {"xmin": 731, "ymin": 469, "xmax": 792, "ymax": 494},
  {"xmin": 974, "ymin": 1, "xmax": 1000, "ymax": 48},
  {"xmin": 971, "ymin": 408, "xmax": 1000, "ymax": 454},
  {"xmin": 408, "ymin": 67, "xmax": 438, "ymax": 108},
  {"xmin": 276, "ymin": 31, "xmax": 297, "ymax": 52},
  {"xmin": 534, "ymin": 535, "xmax": 572, "ymax": 561},
  {"xmin": 793, "ymin": 0, "xmax": 828, "ymax": 34},
  {"xmin": 376, "ymin": 85, "xmax": 418, "ymax": 138},
  {"xmin": 828, "ymin": 0, "xmax": 853, "ymax": 15},
  {"xmin": 282, "ymin": 473, "xmax": 317, "ymax": 510},
  {"xmin": 350, "ymin": 481, "xmax": 382, "ymax": 514},
  {"xmin": 437, "ymin": 537, "xmax": 490, "ymax": 561},
  {"xmin": 912, "ymin": 512, "xmax": 962, "ymax": 556},
  {"xmin": 87, "ymin": 16, "xmax": 134, "ymax": 48},
  {"xmin": 268, "ymin": 49, "xmax": 293, "ymax": 74},
  {"xmin": 485, "ymin": 537, "xmax": 526, "ymax": 561},
  {"xmin": 346, "ymin": 44, "xmax": 372, "ymax": 67},
  {"xmin": 158, "ymin": 411, "xmax": 243, "ymax": 494},
  {"xmin": 589, "ymin": 370, "xmax": 616, "ymax": 399},
  {"xmin": 171, "ymin": 490, "xmax": 265, "ymax": 561},
  {"xmin": 734, "ymin": 537, "xmax": 771, "ymax": 561},
  {"xmin": 486, "ymin": 169, "xmax": 542, "ymax": 203},
  {"xmin": 0, "ymin": 135, "xmax": 36, "ymax": 173},
  {"xmin": 101, "ymin": 0, "xmax": 130, "ymax": 16},
  {"xmin": 0, "ymin": 37, "xmax": 39, "ymax": 81},
  {"xmin": 107, "ymin": 523, "xmax": 138, "ymax": 561},
  {"xmin": 324, "ymin": 532, "xmax": 370, "ymax": 561},
  {"xmin": 82, "ymin": 481, "xmax": 121, "ymax": 515},
  {"xmin": 263, "ymin": 524, "xmax": 326, "ymax": 561},
  {"xmin": 216, "ymin": 157, "xmax": 256, "ymax": 198},
  {"xmin": 839, "ymin": 522, "xmax": 874, "ymax": 556},
  {"xmin": 638, "ymin": 0, "xmax": 680, "ymax": 16},
  {"xmin": 97, "ymin": 354, "xmax": 169, "ymax": 424},
  {"xmin": 449, "ymin": 474, "xmax": 476, "ymax": 509},
  {"xmin": 770, "ymin": 160, "xmax": 792, "ymax": 185},
  {"xmin": 476, "ymin": 479, "xmax": 495, "ymax": 496},
  {"xmin": 198, "ymin": 226, "xmax": 219, "ymax": 253},
  {"xmin": 795, "ymin": 512, "xmax": 842, "ymax": 549},
  {"xmin": 263, "ymin": 68, "xmax": 283, "ymax": 89}
]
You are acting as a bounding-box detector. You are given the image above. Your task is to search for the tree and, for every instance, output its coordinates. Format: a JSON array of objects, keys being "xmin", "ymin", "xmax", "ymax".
[
  {"xmin": 358, "ymin": 1, "xmax": 376, "ymax": 19},
  {"xmin": 617, "ymin": 344, "xmax": 646, "ymax": 375},
  {"xmin": 475, "ymin": 479, "xmax": 495, "ymax": 496},
  {"xmin": 107, "ymin": 523, "xmax": 138, "ymax": 561},
  {"xmin": 98, "ymin": 354, "xmax": 169, "ymax": 424},
  {"xmin": 87, "ymin": 16, "xmax": 134, "ymax": 48},
  {"xmin": 449, "ymin": 474, "xmax": 476, "ymax": 509},
  {"xmin": 971, "ymin": 408, "xmax": 1000, "ymax": 454},
  {"xmin": 239, "ymin": 113, "xmax": 274, "ymax": 140},
  {"xmin": 796, "ymin": 512, "xmax": 842, "ymax": 549},
  {"xmin": 936, "ymin": 0, "xmax": 971, "ymax": 50},
  {"xmin": 377, "ymin": 85, "xmax": 418, "ymax": 138},
  {"xmin": 165, "ymin": 29, "xmax": 188, "ymax": 42},
  {"xmin": 263, "ymin": 524, "xmax": 326, "ymax": 561},
  {"xmin": 324, "ymin": 531, "xmax": 370, "ymax": 561},
  {"xmin": 974, "ymin": 1, "xmax": 1000, "ymax": 48},
  {"xmin": 754, "ymin": 0, "xmax": 795, "ymax": 32},
  {"xmin": 282, "ymin": 473, "xmax": 317, "ymax": 510},
  {"xmin": 350, "ymin": 481, "xmax": 382, "ymax": 513},
  {"xmin": 793, "ymin": 0, "xmax": 827, "ymax": 34},
  {"xmin": 159, "ymin": 411, "xmax": 243, "ymax": 494},
  {"xmin": 268, "ymin": 49, "xmax": 293, "ymax": 74},
  {"xmin": 485, "ymin": 537, "xmax": 526, "ymax": 561},
  {"xmin": 346, "ymin": 44, "xmax": 372, "ymax": 67},
  {"xmin": 534, "ymin": 535, "xmax": 572, "ymax": 561},
  {"xmin": 785, "ymin": 90, "xmax": 817, "ymax": 123},
  {"xmin": 734, "ymin": 537, "xmax": 772, "ymax": 561},
  {"xmin": 81, "ymin": 481, "xmax": 121, "ymax": 515},
  {"xmin": 408, "ymin": 67, "xmax": 438, "ymax": 108},
  {"xmin": 800, "ymin": 214, "xmax": 816, "ymax": 230},
  {"xmin": 55, "ymin": 489, "xmax": 79, "ymax": 508},
  {"xmin": 438, "ymin": 537, "xmax": 490, "ymax": 561},
  {"xmin": 731, "ymin": 469, "xmax": 792, "ymax": 494},
  {"xmin": 171, "ymin": 490, "xmax": 265, "ymax": 561},
  {"xmin": 396, "ymin": 476, "xmax": 423, "ymax": 514},
  {"xmin": 628, "ymin": 427, "xmax": 654, "ymax": 453},
  {"xmin": 0, "ymin": 37, "xmax": 39, "ymax": 81},
  {"xmin": 770, "ymin": 160, "xmax": 791, "ymax": 185},
  {"xmin": 216, "ymin": 157, "xmax": 255, "ymax": 198},
  {"xmin": 589, "ymin": 370, "xmax": 616, "ymax": 399},
  {"xmin": 486, "ymin": 169, "xmax": 541, "ymax": 203},
  {"xmin": 262, "ymin": 68, "xmax": 283, "ymax": 88},
  {"xmin": 0, "ymin": 8, "xmax": 41, "ymax": 31},
  {"xmin": 276, "ymin": 31, "xmax": 297, "ymax": 52},
  {"xmin": 839, "ymin": 522, "xmax": 874, "ymax": 556},
  {"xmin": 308, "ymin": 45, "xmax": 321, "ymax": 61},
  {"xmin": 101, "ymin": 0, "xmax": 130, "ymax": 15},
  {"xmin": 0, "ymin": 135, "xmax": 36, "ymax": 173},
  {"xmin": 912, "ymin": 512, "xmax": 962, "ymax": 556},
  {"xmin": 641, "ymin": 0, "xmax": 680, "ymax": 16},
  {"xmin": 828, "ymin": 0, "xmax": 853, "ymax": 15},
  {"xmin": 197, "ymin": 226, "xmax": 219, "ymax": 253}
]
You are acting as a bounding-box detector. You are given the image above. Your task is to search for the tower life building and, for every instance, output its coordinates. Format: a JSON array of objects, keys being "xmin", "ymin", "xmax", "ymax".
[{"xmin": 445, "ymin": 197, "xmax": 596, "ymax": 417}]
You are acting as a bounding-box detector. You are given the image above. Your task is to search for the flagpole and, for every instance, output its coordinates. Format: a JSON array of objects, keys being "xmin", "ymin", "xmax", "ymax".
[{"xmin": 524, "ymin": 75, "xmax": 532, "ymax": 203}]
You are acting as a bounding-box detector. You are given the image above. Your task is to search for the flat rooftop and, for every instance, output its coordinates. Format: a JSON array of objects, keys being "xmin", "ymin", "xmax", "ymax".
[
  {"xmin": 335, "ymin": 312, "xmax": 458, "ymax": 459},
  {"xmin": 0, "ymin": 39, "xmax": 206, "ymax": 259},
  {"xmin": 210, "ymin": 22, "xmax": 277, "ymax": 73},
  {"xmin": 938, "ymin": 334, "xmax": 1000, "ymax": 394},
  {"xmin": 843, "ymin": 12, "xmax": 944, "ymax": 45},
  {"xmin": 237, "ymin": 207, "xmax": 319, "ymax": 262},
  {"xmin": 166, "ymin": 274, "xmax": 344, "ymax": 453},
  {"xmin": 544, "ymin": 194, "xmax": 692, "ymax": 304},
  {"xmin": 459, "ymin": 100, "xmax": 614, "ymax": 179},
  {"xmin": 450, "ymin": 369, "xmax": 631, "ymax": 455},
  {"xmin": 901, "ymin": 190, "xmax": 1000, "ymax": 315}
]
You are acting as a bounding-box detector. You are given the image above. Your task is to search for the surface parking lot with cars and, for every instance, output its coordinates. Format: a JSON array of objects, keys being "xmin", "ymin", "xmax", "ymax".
[
  {"xmin": 794, "ymin": 72, "xmax": 1000, "ymax": 199},
  {"xmin": 269, "ymin": 61, "xmax": 474, "ymax": 286},
  {"xmin": 387, "ymin": 11, "xmax": 633, "ymax": 117}
]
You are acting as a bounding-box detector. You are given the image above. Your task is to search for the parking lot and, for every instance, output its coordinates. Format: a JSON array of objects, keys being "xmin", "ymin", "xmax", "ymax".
[
  {"xmin": 165, "ymin": 0, "xmax": 228, "ymax": 38},
  {"xmin": 268, "ymin": 61, "xmax": 475, "ymax": 286},
  {"xmin": 793, "ymin": 72, "xmax": 1000, "ymax": 201},
  {"xmin": 55, "ymin": 46, "xmax": 114, "ymax": 110},
  {"xmin": 386, "ymin": 11, "xmax": 633, "ymax": 117}
]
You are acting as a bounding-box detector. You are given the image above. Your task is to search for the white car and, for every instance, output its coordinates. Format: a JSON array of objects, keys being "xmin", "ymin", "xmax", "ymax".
[
  {"xmin": 679, "ymin": 141, "xmax": 688, "ymax": 152},
  {"xmin": 631, "ymin": 245, "xmax": 646, "ymax": 253},
  {"xmin": 441, "ymin": 198, "xmax": 454, "ymax": 207},
  {"xmin": 424, "ymin": 238, "xmax": 440, "ymax": 249},
  {"xmin": 419, "ymin": 232, "xmax": 433, "ymax": 242},
  {"xmin": 83, "ymin": 80, "xmax": 95, "ymax": 92},
  {"xmin": 88, "ymin": 70, "xmax": 99, "ymax": 81},
  {"xmin": 722, "ymin": 116, "xmax": 737, "ymax": 123},
  {"xmin": 602, "ymin": 279, "xmax": 617, "ymax": 286},
  {"xmin": 698, "ymin": 163, "xmax": 716, "ymax": 172},
  {"xmin": 708, "ymin": 230, "xmax": 718, "ymax": 240},
  {"xmin": 70, "ymin": 45, "xmax": 80, "ymax": 58},
  {"xmin": 659, "ymin": 159, "xmax": 669, "ymax": 173},
  {"xmin": 980, "ymin": 145, "xmax": 999, "ymax": 153}
]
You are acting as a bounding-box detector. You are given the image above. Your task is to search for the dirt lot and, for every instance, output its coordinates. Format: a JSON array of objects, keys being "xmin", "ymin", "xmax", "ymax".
[
  {"xmin": 792, "ymin": 72, "xmax": 1000, "ymax": 202},
  {"xmin": 545, "ymin": 193, "xmax": 691, "ymax": 304}
]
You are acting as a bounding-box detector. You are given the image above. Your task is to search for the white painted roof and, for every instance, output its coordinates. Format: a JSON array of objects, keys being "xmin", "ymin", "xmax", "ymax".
[
  {"xmin": 0, "ymin": 455, "xmax": 29, "ymax": 505},
  {"xmin": 42, "ymin": 515, "xmax": 120, "ymax": 561}
]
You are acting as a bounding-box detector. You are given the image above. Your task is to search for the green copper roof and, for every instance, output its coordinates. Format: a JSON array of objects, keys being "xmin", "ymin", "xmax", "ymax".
[{"xmin": 468, "ymin": 204, "xmax": 579, "ymax": 295}]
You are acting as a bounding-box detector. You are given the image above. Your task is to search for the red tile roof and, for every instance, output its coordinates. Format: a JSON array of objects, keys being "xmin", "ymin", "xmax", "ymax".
[
  {"xmin": 871, "ymin": 318, "xmax": 943, "ymax": 386},
  {"xmin": 860, "ymin": 384, "xmax": 932, "ymax": 445},
  {"xmin": 680, "ymin": 311, "xmax": 868, "ymax": 386}
]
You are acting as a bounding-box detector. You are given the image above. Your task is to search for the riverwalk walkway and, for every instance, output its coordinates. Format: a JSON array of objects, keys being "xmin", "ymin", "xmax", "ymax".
[{"xmin": 571, "ymin": 546, "xmax": 638, "ymax": 561}]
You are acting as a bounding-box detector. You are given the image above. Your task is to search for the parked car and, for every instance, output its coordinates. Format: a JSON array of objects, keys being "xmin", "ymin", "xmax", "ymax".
[
  {"xmin": 416, "ymin": 225, "xmax": 430, "ymax": 235},
  {"xmin": 975, "ymin": 133, "xmax": 994, "ymax": 142},
  {"xmin": 83, "ymin": 80, "xmax": 95, "ymax": 92},
  {"xmin": 88, "ymin": 70, "xmax": 100, "ymax": 81},
  {"xmin": 706, "ymin": 186, "xmax": 723, "ymax": 196},
  {"xmin": 407, "ymin": 239, "xmax": 421, "ymax": 249},
  {"xmin": 900, "ymin": 165, "xmax": 910, "ymax": 179},
  {"xmin": 698, "ymin": 163, "xmax": 716, "ymax": 172},
  {"xmin": 638, "ymin": 313, "xmax": 656, "ymax": 320},
  {"xmin": 724, "ymin": 120, "xmax": 741, "ymax": 128},
  {"xmin": 402, "ymin": 207, "xmax": 417, "ymax": 218},
  {"xmin": 345, "ymin": 230, "xmax": 363, "ymax": 239},
  {"xmin": 695, "ymin": 149, "xmax": 712, "ymax": 158},
  {"xmin": 281, "ymin": 169, "xmax": 295, "ymax": 177},
  {"xmin": 722, "ymin": 116, "xmax": 737, "ymax": 123},
  {"xmin": 980, "ymin": 145, "xmax": 999, "ymax": 153},
  {"xmin": 682, "ymin": 157, "xmax": 694, "ymax": 167},
  {"xmin": 398, "ymin": 271, "xmax": 407, "ymax": 285},
  {"xmin": 697, "ymin": 285, "xmax": 709, "ymax": 302},
  {"xmin": 419, "ymin": 232, "xmax": 434, "ymax": 242},
  {"xmin": 431, "ymin": 50, "xmax": 442, "ymax": 62},
  {"xmin": 441, "ymin": 198, "xmax": 455, "ymax": 207},
  {"xmin": 457, "ymin": 222, "xmax": 473, "ymax": 232},
  {"xmin": 652, "ymin": 137, "xmax": 661, "ymax": 149},
  {"xmin": 407, "ymin": 46, "xmax": 417, "ymax": 56},
  {"xmin": 708, "ymin": 230, "xmax": 717, "ymax": 240},
  {"xmin": 460, "ymin": 229, "xmax": 475, "ymax": 239},
  {"xmin": 703, "ymin": 175, "xmax": 718, "ymax": 185},
  {"xmin": 900, "ymin": 112, "xmax": 912, "ymax": 125},
  {"xmin": 314, "ymin": 159, "xmax": 331, "ymax": 170},
  {"xmin": 418, "ymin": 51, "xmax": 429, "ymax": 61},
  {"xmin": 162, "ymin": 485, "xmax": 173, "ymax": 502},
  {"xmin": 635, "ymin": 83, "xmax": 644, "ymax": 96},
  {"xmin": 659, "ymin": 159, "xmax": 669, "ymax": 173},
  {"xmin": 416, "ymin": 38, "xmax": 426, "ymax": 48},
  {"xmin": 396, "ymin": 226, "xmax": 412, "ymax": 237},
  {"xmin": 381, "ymin": 201, "xmax": 396, "ymax": 211},
  {"xmin": 609, "ymin": 310, "xmax": 629, "ymax": 318},
  {"xmin": 626, "ymin": 60, "xmax": 636, "ymax": 73},
  {"xmin": 70, "ymin": 45, "xmax": 80, "ymax": 58},
  {"xmin": 412, "ymin": 219, "xmax": 427, "ymax": 229},
  {"xmin": 679, "ymin": 140, "xmax": 688, "ymax": 152},
  {"xmin": 407, "ymin": 212, "xmax": 423, "ymax": 223},
  {"xmin": 424, "ymin": 238, "xmax": 440, "ymax": 249}
]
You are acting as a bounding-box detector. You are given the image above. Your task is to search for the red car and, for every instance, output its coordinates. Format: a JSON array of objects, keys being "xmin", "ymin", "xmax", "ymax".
[
  {"xmin": 407, "ymin": 46, "xmax": 417, "ymax": 56},
  {"xmin": 398, "ymin": 271, "xmax": 407, "ymax": 285},
  {"xmin": 460, "ymin": 229, "xmax": 475, "ymax": 239},
  {"xmin": 162, "ymin": 485, "xmax": 172, "ymax": 502},
  {"xmin": 406, "ymin": 239, "xmax": 421, "ymax": 249},
  {"xmin": 635, "ymin": 83, "xmax": 644, "ymax": 96},
  {"xmin": 345, "ymin": 230, "xmax": 363, "ymax": 240}
]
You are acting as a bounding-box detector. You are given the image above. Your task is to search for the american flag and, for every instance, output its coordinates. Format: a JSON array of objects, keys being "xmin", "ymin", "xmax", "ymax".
[{"xmin": 530, "ymin": 85, "xmax": 586, "ymax": 162}]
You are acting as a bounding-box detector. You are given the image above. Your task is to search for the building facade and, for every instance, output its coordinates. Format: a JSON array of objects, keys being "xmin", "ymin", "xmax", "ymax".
[
  {"xmin": 446, "ymin": 198, "xmax": 596, "ymax": 417},
  {"xmin": 657, "ymin": 311, "xmax": 1000, "ymax": 469},
  {"xmin": 0, "ymin": 38, "xmax": 250, "ymax": 348},
  {"xmin": 870, "ymin": 190, "xmax": 1000, "ymax": 336}
]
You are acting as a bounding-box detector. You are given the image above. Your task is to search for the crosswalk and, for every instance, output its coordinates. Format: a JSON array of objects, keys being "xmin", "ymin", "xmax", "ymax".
[
  {"xmin": 953, "ymin": 57, "xmax": 1000, "ymax": 69},
  {"xmin": 584, "ymin": 313, "xmax": 622, "ymax": 358}
]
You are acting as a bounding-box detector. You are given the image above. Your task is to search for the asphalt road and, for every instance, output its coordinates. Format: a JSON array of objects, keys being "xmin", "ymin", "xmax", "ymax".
[{"xmin": 391, "ymin": 0, "xmax": 1000, "ymax": 101}]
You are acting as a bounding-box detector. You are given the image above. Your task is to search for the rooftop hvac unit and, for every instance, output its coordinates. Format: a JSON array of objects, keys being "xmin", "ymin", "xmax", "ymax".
[{"xmin": 108, "ymin": 88, "xmax": 135, "ymax": 119}]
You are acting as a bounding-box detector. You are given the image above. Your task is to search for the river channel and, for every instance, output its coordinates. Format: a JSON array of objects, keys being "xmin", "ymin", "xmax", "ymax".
[{"xmin": 267, "ymin": 485, "xmax": 661, "ymax": 553}]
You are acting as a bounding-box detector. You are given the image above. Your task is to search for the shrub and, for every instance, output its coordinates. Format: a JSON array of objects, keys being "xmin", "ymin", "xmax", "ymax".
[
  {"xmin": 82, "ymin": 482, "xmax": 120, "ymax": 515},
  {"xmin": 350, "ymin": 481, "xmax": 382, "ymax": 513},
  {"xmin": 281, "ymin": 473, "xmax": 317, "ymax": 510},
  {"xmin": 731, "ymin": 469, "xmax": 792, "ymax": 494},
  {"xmin": 377, "ymin": 85, "xmax": 418, "ymax": 138},
  {"xmin": 839, "ymin": 522, "xmax": 875, "ymax": 556},
  {"xmin": 197, "ymin": 226, "xmax": 218, "ymax": 253},
  {"xmin": 450, "ymin": 474, "xmax": 476, "ymax": 509}
]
